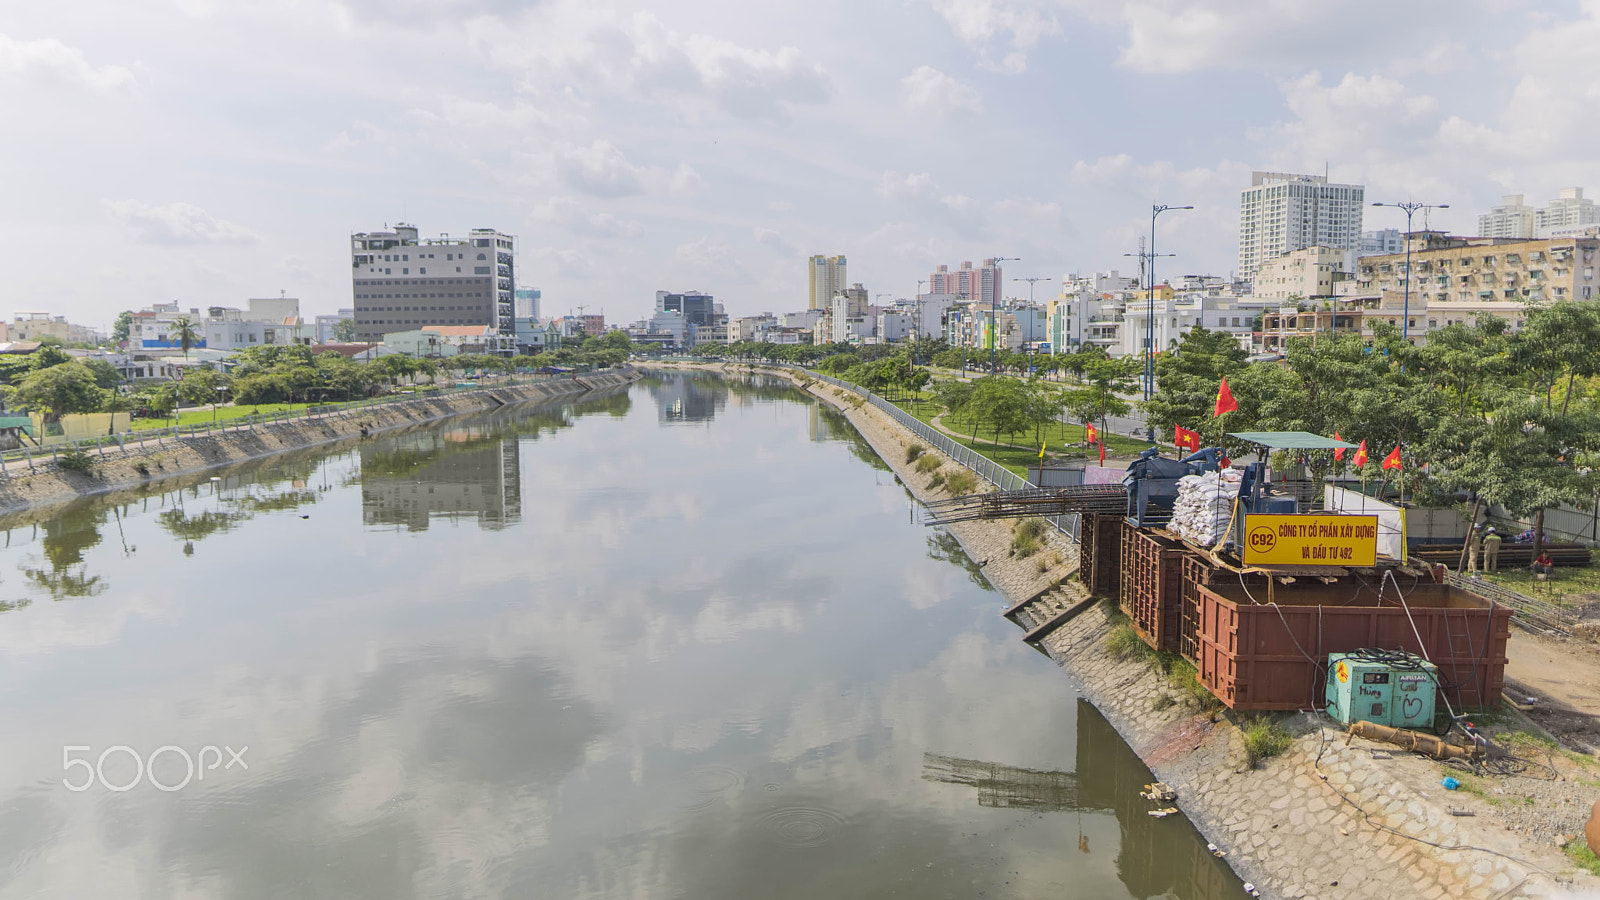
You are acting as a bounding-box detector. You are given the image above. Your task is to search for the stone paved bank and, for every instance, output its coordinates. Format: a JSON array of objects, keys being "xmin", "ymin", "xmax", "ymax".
[
  {"xmin": 650, "ymin": 362, "xmax": 1596, "ymax": 900},
  {"xmin": 0, "ymin": 369, "xmax": 638, "ymax": 517}
]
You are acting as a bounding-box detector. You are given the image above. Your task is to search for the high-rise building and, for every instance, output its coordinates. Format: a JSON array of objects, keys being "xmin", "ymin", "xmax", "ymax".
[
  {"xmin": 514, "ymin": 287, "xmax": 541, "ymax": 320},
  {"xmin": 1238, "ymin": 172, "xmax": 1364, "ymax": 281},
  {"xmin": 929, "ymin": 259, "xmax": 1004, "ymax": 307},
  {"xmin": 1478, "ymin": 195, "xmax": 1536, "ymax": 239},
  {"xmin": 350, "ymin": 223, "xmax": 516, "ymax": 343},
  {"xmin": 808, "ymin": 255, "xmax": 847, "ymax": 310},
  {"xmin": 1536, "ymin": 187, "xmax": 1600, "ymax": 237}
]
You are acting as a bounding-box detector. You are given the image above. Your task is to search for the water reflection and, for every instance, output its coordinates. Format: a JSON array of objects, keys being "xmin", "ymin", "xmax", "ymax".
[
  {"xmin": 23, "ymin": 509, "xmax": 108, "ymax": 599},
  {"xmin": 925, "ymin": 528, "xmax": 994, "ymax": 592},
  {"xmin": 0, "ymin": 374, "xmax": 1238, "ymax": 900},
  {"xmin": 923, "ymin": 703, "xmax": 1238, "ymax": 899},
  {"xmin": 360, "ymin": 428, "xmax": 522, "ymax": 532},
  {"xmin": 646, "ymin": 371, "xmax": 726, "ymax": 423}
]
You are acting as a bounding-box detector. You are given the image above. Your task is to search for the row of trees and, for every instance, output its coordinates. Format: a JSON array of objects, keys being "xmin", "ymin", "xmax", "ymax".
[
  {"xmin": 928, "ymin": 366, "xmax": 1137, "ymax": 451},
  {"xmin": 1144, "ymin": 302, "xmax": 1600, "ymax": 552},
  {"xmin": 3, "ymin": 330, "xmax": 635, "ymax": 422}
]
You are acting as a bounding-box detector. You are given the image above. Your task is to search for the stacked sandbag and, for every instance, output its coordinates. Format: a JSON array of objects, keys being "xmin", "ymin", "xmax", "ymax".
[{"xmin": 1168, "ymin": 468, "xmax": 1242, "ymax": 546}]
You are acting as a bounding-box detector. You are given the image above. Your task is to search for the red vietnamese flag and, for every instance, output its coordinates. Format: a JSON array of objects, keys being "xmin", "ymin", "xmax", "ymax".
[
  {"xmin": 1352, "ymin": 439, "xmax": 1368, "ymax": 468},
  {"xmin": 1382, "ymin": 445, "xmax": 1403, "ymax": 470},
  {"xmin": 1085, "ymin": 423, "xmax": 1098, "ymax": 444},
  {"xmin": 1333, "ymin": 432, "xmax": 1347, "ymax": 462},
  {"xmin": 1175, "ymin": 425, "xmax": 1200, "ymax": 453},
  {"xmin": 1213, "ymin": 378, "xmax": 1238, "ymax": 417}
]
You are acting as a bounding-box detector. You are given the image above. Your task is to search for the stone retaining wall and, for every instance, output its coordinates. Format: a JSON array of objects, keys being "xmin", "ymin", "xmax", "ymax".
[{"xmin": 0, "ymin": 369, "xmax": 638, "ymax": 518}]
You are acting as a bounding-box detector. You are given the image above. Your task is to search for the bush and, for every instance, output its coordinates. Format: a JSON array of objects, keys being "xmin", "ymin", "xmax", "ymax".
[
  {"xmin": 914, "ymin": 454, "xmax": 942, "ymax": 474},
  {"xmin": 1241, "ymin": 715, "xmax": 1293, "ymax": 767},
  {"xmin": 1106, "ymin": 623, "xmax": 1152, "ymax": 659},
  {"xmin": 1166, "ymin": 658, "xmax": 1221, "ymax": 711},
  {"xmin": 945, "ymin": 471, "xmax": 977, "ymax": 495},
  {"xmin": 905, "ymin": 444, "xmax": 926, "ymax": 463},
  {"xmin": 928, "ymin": 471, "xmax": 945, "ymax": 488},
  {"xmin": 56, "ymin": 449, "xmax": 95, "ymax": 474},
  {"xmin": 1010, "ymin": 521, "xmax": 1042, "ymax": 558}
]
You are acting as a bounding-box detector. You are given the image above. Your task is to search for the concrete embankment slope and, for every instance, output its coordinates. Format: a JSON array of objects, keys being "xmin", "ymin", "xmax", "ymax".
[
  {"xmin": 0, "ymin": 369, "xmax": 638, "ymax": 517},
  {"xmin": 645, "ymin": 361, "xmax": 1588, "ymax": 900}
]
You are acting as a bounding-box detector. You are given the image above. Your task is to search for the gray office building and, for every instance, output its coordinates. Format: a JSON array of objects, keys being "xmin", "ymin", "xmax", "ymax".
[{"xmin": 350, "ymin": 223, "xmax": 516, "ymax": 342}]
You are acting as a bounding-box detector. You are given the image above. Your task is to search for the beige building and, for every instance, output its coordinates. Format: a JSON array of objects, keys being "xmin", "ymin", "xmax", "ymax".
[
  {"xmin": 1354, "ymin": 232, "xmax": 1599, "ymax": 308},
  {"xmin": 808, "ymin": 254, "xmax": 847, "ymax": 310},
  {"xmin": 11, "ymin": 313, "xmax": 97, "ymax": 344},
  {"xmin": 1250, "ymin": 246, "xmax": 1347, "ymax": 302}
]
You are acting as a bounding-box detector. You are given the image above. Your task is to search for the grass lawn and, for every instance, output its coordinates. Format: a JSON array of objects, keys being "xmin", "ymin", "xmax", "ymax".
[
  {"xmin": 886, "ymin": 393, "xmax": 1157, "ymax": 478},
  {"xmin": 130, "ymin": 402, "xmax": 319, "ymax": 431},
  {"xmin": 1475, "ymin": 564, "xmax": 1600, "ymax": 608}
]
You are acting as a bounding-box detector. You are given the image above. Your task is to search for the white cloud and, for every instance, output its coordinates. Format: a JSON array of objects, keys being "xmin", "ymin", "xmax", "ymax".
[
  {"xmin": 532, "ymin": 197, "xmax": 642, "ymax": 239},
  {"xmin": 876, "ymin": 170, "xmax": 936, "ymax": 201},
  {"xmin": 531, "ymin": 246, "xmax": 597, "ymax": 278},
  {"xmin": 900, "ymin": 65, "xmax": 983, "ymax": 116},
  {"xmin": 753, "ymin": 227, "xmax": 796, "ymax": 255},
  {"xmin": 554, "ymin": 140, "xmax": 703, "ymax": 199},
  {"xmin": 481, "ymin": 6, "xmax": 831, "ymax": 122},
  {"xmin": 674, "ymin": 235, "xmax": 734, "ymax": 269},
  {"xmin": 0, "ymin": 33, "xmax": 137, "ymax": 94},
  {"xmin": 918, "ymin": 0, "xmax": 1062, "ymax": 72},
  {"xmin": 103, "ymin": 200, "xmax": 259, "ymax": 246}
]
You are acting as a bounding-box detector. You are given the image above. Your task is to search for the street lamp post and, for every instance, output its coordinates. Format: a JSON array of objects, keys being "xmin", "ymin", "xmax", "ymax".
[
  {"xmin": 1370, "ymin": 201, "xmax": 1450, "ymax": 343},
  {"xmin": 1014, "ymin": 275, "xmax": 1050, "ymax": 357},
  {"xmin": 989, "ymin": 256, "xmax": 1020, "ymax": 372},
  {"xmin": 1142, "ymin": 204, "xmax": 1192, "ymax": 441}
]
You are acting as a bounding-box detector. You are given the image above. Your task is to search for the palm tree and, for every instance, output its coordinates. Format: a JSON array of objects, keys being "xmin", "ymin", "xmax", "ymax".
[{"xmin": 170, "ymin": 316, "xmax": 200, "ymax": 359}]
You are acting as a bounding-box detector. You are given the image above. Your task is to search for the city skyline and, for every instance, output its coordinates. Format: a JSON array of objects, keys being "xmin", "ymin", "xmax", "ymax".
[{"xmin": 6, "ymin": 2, "xmax": 1600, "ymax": 326}]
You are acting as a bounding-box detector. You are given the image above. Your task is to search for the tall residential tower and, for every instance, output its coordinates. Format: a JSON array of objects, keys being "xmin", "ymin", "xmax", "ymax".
[
  {"xmin": 1237, "ymin": 172, "xmax": 1363, "ymax": 282},
  {"xmin": 808, "ymin": 255, "xmax": 847, "ymax": 309}
]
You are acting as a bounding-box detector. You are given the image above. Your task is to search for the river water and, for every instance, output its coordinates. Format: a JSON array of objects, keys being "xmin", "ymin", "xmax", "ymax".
[{"xmin": 0, "ymin": 372, "xmax": 1238, "ymax": 898}]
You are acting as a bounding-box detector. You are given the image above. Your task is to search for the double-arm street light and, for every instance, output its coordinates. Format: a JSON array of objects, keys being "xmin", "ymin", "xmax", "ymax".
[
  {"xmin": 1014, "ymin": 275, "xmax": 1051, "ymax": 355},
  {"xmin": 989, "ymin": 256, "xmax": 1020, "ymax": 372},
  {"xmin": 1370, "ymin": 200, "xmax": 1450, "ymax": 343},
  {"xmin": 1139, "ymin": 205, "xmax": 1192, "ymax": 441}
]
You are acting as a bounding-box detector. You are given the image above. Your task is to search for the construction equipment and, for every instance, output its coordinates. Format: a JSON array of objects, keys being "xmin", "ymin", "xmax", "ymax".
[
  {"xmin": 1346, "ymin": 720, "xmax": 1480, "ymax": 762},
  {"xmin": 1324, "ymin": 650, "xmax": 1438, "ymax": 729}
]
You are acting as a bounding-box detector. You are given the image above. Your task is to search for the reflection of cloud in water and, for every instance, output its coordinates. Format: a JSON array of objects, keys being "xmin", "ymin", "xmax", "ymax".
[{"xmin": 143, "ymin": 652, "xmax": 604, "ymax": 899}]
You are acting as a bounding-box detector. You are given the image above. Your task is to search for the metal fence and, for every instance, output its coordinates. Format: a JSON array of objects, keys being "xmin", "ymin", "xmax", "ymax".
[
  {"xmin": 1444, "ymin": 572, "xmax": 1573, "ymax": 638},
  {"xmin": 0, "ymin": 369, "xmax": 621, "ymax": 477},
  {"xmin": 793, "ymin": 367, "xmax": 1081, "ymax": 542}
]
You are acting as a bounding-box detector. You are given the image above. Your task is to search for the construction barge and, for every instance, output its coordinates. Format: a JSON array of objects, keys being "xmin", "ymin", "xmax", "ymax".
[{"xmin": 929, "ymin": 432, "xmax": 1512, "ymax": 718}]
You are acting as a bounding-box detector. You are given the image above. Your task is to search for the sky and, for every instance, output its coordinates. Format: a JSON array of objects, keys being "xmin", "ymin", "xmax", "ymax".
[{"xmin": 4, "ymin": 0, "xmax": 1600, "ymax": 329}]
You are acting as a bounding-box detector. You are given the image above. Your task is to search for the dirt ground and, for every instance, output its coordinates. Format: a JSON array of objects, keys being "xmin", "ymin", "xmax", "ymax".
[{"xmin": 1505, "ymin": 630, "xmax": 1600, "ymax": 755}]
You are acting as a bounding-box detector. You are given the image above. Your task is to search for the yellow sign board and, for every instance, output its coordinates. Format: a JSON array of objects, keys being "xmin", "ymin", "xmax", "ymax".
[{"xmin": 1242, "ymin": 514, "xmax": 1379, "ymax": 567}]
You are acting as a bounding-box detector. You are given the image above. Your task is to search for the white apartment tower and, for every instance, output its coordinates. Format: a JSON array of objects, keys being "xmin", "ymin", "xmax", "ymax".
[
  {"xmin": 350, "ymin": 223, "xmax": 516, "ymax": 343},
  {"xmin": 808, "ymin": 255, "xmax": 847, "ymax": 310},
  {"xmin": 1478, "ymin": 194, "xmax": 1536, "ymax": 239},
  {"xmin": 1238, "ymin": 172, "xmax": 1364, "ymax": 282},
  {"xmin": 1536, "ymin": 187, "xmax": 1600, "ymax": 237}
]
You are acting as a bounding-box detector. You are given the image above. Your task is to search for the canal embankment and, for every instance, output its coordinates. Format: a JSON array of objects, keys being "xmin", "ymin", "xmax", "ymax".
[
  {"xmin": 645, "ymin": 360, "xmax": 1594, "ymax": 900},
  {"xmin": 0, "ymin": 368, "xmax": 639, "ymax": 517}
]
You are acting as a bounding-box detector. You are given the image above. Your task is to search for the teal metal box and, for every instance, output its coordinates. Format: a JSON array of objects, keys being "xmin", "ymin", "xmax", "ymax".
[{"xmin": 1324, "ymin": 653, "xmax": 1437, "ymax": 728}]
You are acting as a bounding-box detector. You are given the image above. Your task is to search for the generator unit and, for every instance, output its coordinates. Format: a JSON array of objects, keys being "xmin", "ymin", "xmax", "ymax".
[{"xmin": 1324, "ymin": 651, "xmax": 1438, "ymax": 729}]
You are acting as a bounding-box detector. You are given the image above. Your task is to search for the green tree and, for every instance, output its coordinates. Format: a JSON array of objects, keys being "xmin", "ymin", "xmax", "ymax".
[
  {"xmin": 111, "ymin": 311, "xmax": 134, "ymax": 344},
  {"xmin": 1144, "ymin": 326, "xmax": 1249, "ymax": 443},
  {"xmin": 170, "ymin": 316, "xmax": 201, "ymax": 359},
  {"xmin": 81, "ymin": 357, "xmax": 124, "ymax": 390},
  {"xmin": 332, "ymin": 318, "xmax": 357, "ymax": 343},
  {"xmin": 29, "ymin": 345, "xmax": 72, "ymax": 370},
  {"xmin": 7, "ymin": 362, "xmax": 107, "ymax": 422},
  {"xmin": 969, "ymin": 376, "xmax": 1031, "ymax": 448}
]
